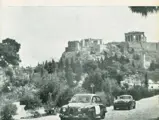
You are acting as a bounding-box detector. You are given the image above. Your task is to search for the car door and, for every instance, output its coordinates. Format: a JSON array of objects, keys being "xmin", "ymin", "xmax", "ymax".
[{"xmin": 92, "ymin": 96, "xmax": 101, "ymax": 116}]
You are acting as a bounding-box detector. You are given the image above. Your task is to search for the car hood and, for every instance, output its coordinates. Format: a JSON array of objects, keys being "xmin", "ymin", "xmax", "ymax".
[{"xmin": 62, "ymin": 103, "xmax": 92, "ymax": 108}]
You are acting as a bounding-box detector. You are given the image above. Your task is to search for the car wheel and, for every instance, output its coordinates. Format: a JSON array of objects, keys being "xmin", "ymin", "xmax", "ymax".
[
  {"xmin": 101, "ymin": 111, "xmax": 105, "ymax": 119},
  {"xmin": 133, "ymin": 104, "xmax": 136, "ymax": 109},
  {"xmin": 60, "ymin": 118, "xmax": 67, "ymax": 120},
  {"xmin": 88, "ymin": 108, "xmax": 96, "ymax": 120},
  {"xmin": 128, "ymin": 104, "xmax": 132, "ymax": 110}
]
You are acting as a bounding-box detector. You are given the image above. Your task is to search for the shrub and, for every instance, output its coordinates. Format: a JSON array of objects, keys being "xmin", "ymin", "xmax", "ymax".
[
  {"xmin": 44, "ymin": 103, "xmax": 56, "ymax": 115},
  {"xmin": 82, "ymin": 69, "xmax": 103, "ymax": 92},
  {"xmin": 20, "ymin": 93, "xmax": 42, "ymax": 110},
  {"xmin": 0, "ymin": 104, "xmax": 17, "ymax": 120},
  {"xmin": 133, "ymin": 53, "xmax": 140, "ymax": 60},
  {"xmin": 31, "ymin": 111, "xmax": 41, "ymax": 118},
  {"xmin": 55, "ymin": 87, "xmax": 73, "ymax": 107}
]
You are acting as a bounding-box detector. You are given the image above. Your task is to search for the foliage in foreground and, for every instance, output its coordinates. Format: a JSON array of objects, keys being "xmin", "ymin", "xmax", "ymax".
[
  {"xmin": 129, "ymin": 6, "xmax": 159, "ymax": 16},
  {"xmin": 0, "ymin": 104, "xmax": 17, "ymax": 120}
]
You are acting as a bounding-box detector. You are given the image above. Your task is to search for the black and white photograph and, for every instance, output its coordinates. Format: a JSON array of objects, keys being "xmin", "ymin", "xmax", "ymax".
[{"xmin": 0, "ymin": 3, "xmax": 159, "ymax": 120}]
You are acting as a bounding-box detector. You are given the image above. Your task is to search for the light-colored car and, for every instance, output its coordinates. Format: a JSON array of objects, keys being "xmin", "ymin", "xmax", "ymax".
[
  {"xmin": 59, "ymin": 93, "xmax": 107, "ymax": 120},
  {"xmin": 113, "ymin": 95, "xmax": 136, "ymax": 110}
]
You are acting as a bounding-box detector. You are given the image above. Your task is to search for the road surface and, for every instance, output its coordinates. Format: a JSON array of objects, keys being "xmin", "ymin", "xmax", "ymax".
[
  {"xmin": 24, "ymin": 95, "xmax": 159, "ymax": 120},
  {"xmin": 105, "ymin": 95, "xmax": 159, "ymax": 120}
]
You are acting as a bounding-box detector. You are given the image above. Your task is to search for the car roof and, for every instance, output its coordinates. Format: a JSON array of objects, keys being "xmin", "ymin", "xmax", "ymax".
[
  {"xmin": 119, "ymin": 95, "xmax": 132, "ymax": 97},
  {"xmin": 74, "ymin": 93, "xmax": 97, "ymax": 97}
]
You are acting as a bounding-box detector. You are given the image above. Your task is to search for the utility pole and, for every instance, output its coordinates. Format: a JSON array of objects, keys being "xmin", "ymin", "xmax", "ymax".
[{"xmin": 90, "ymin": 83, "xmax": 95, "ymax": 94}]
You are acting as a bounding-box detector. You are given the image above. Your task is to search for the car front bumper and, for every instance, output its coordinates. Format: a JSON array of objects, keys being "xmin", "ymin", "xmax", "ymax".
[
  {"xmin": 59, "ymin": 113, "xmax": 89, "ymax": 119},
  {"xmin": 114, "ymin": 103, "xmax": 130, "ymax": 108}
]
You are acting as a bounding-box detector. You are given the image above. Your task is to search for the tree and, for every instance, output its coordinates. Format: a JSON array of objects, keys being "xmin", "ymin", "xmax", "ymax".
[
  {"xmin": 123, "ymin": 83, "xmax": 129, "ymax": 91},
  {"xmin": 132, "ymin": 61, "xmax": 135, "ymax": 67},
  {"xmin": 74, "ymin": 61, "xmax": 83, "ymax": 81},
  {"xmin": 44, "ymin": 60, "xmax": 49, "ymax": 71},
  {"xmin": 149, "ymin": 60, "xmax": 156, "ymax": 71},
  {"xmin": 116, "ymin": 73, "xmax": 123, "ymax": 85},
  {"xmin": 58, "ymin": 58, "xmax": 64, "ymax": 70},
  {"xmin": 129, "ymin": 6, "xmax": 159, "ymax": 16},
  {"xmin": 65, "ymin": 66, "xmax": 74, "ymax": 87},
  {"xmin": 83, "ymin": 60, "xmax": 98, "ymax": 74},
  {"xmin": 47, "ymin": 61, "xmax": 53, "ymax": 74},
  {"xmin": 51, "ymin": 59, "xmax": 56, "ymax": 73},
  {"xmin": 0, "ymin": 104, "xmax": 17, "ymax": 120},
  {"xmin": 65, "ymin": 59, "xmax": 70, "ymax": 71},
  {"xmin": 144, "ymin": 72, "xmax": 148, "ymax": 88},
  {"xmin": 70, "ymin": 57, "xmax": 76, "ymax": 73},
  {"xmin": 82, "ymin": 68, "xmax": 103, "ymax": 92},
  {"xmin": 0, "ymin": 38, "xmax": 21, "ymax": 67}
]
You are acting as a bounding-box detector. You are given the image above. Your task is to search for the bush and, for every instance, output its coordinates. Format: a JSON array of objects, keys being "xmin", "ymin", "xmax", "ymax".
[
  {"xmin": 82, "ymin": 69, "xmax": 103, "ymax": 92},
  {"xmin": 20, "ymin": 93, "xmax": 42, "ymax": 110},
  {"xmin": 0, "ymin": 104, "xmax": 17, "ymax": 120},
  {"xmin": 31, "ymin": 111, "xmax": 41, "ymax": 118},
  {"xmin": 55, "ymin": 87, "xmax": 73, "ymax": 107},
  {"xmin": 127, "ymin": 86, "xmax": 151, "ymax": 100}
]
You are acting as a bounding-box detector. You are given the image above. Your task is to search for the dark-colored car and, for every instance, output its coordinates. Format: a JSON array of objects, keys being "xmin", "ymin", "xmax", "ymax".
[
  {"xmin": 113, "ymin": 95, "xmax": 136, "ymax": 110},
  {"xmin": 59, "ymin": 93, "xmax": 107, "ymax": 120}
]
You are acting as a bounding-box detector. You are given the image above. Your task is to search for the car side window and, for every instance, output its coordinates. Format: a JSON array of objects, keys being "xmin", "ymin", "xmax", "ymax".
[
  {"xmin": 96, "ymin": 96, "xmax": 102, "ymax": 103},
  {"xmin": 92, "ymin": 97, "xmax": 97, "ymax": 103}
]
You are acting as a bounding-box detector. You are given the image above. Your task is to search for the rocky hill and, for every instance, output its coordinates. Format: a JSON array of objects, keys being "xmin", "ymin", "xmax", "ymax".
[{"xmin": 62, "ymin": 32, "xmax": 159, "ymax": 70}]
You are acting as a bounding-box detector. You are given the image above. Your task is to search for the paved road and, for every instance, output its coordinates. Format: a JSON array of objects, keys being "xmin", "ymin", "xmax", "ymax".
[
  {"xmin": 25, "ymin": 95, "xmax": 159, "ymax": 120},
  {"xmin": 105, "ymin": 95, "xmax": 159, "ymax": 120}
]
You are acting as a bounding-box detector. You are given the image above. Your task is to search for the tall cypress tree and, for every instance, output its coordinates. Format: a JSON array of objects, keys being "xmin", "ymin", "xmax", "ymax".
[
  {"xmin": 65, "ymin": 59, "xmax": 70, "ymax": 72},
  {"xmin": 51, "ymin": 59, "xmax": 56, "ymax": 73},
  {"xmin": 58, "ymin": 58, "xmax": 64, "ymax": 71},
  {"xmin": 65, "ymin": 66, "xmax": 74, "ymax": 87},
  {"xmin": 75, "ymin": 60, "xmax": 83, "ymax": 81},
  {"xmin": 71, "ymin": 57, "xmax": 76, "ymax": 73},
  {"xmin": 44, "ymin": 60, "xmax": 49, "ymax": 71},
  {"xmin": 47, "ymin": 61, "xmax": 53, "ymax": 74},
  {"xmin": 145, "ymin": 72, "xmax": 148, "ymax": 88}
]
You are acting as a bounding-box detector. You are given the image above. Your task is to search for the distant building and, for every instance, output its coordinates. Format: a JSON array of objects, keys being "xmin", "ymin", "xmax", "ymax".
[
  {"xmin": 65, "ymin": 38, "xmax": 105, "ymax": 52},
  {"xmin": 120, "ymin": 74, "xmax": 144, "ymax": 88},
  {"xmin": 148, "ymin": 79, "xmax": 159, "ymax": 90},
  {"xmin": 125, "ymin": 31, "xmax": 147, "ymax": 42}
]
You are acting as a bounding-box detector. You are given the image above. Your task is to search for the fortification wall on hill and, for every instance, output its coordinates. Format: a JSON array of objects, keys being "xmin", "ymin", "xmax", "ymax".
[
  {"xmin": 128, "ymin": 42, "xmax": 159, "ymax": 52},
  {"xmin": 65, "ymin": 38, "xmax": 103, "ymax": 52}
]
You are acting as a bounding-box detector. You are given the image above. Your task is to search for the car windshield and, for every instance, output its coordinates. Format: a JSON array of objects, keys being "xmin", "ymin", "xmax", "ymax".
[
  {"xmin": 70, "ymin": 95, "xmax": 91, "ymax": 103},
  {"xmin": 119, "ymin": 96, "xmax": 131, "ymax": 99}
]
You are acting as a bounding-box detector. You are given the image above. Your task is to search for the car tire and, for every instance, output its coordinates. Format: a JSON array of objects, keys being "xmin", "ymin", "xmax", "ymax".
[
  {"xmin": 128, "ymin": 104, "xmax": 132, "ymax": 110},
  {"xmin": 133, "ymin": 104, "xmax": 136, "ymax": 109},
  {"xmin": 88, "ymin": 108, "xmax": 96, "ymax": 120},
  {"xmin": 60, "ymin": 118, "xmax": 67, "ymax": 120},
  {"xmin": 101, "ymin": 112, "xmax": 105, "ymax": 119},
  {"xmin": 113, "ymin": 106, "xmax": 116, "ymax": 110}
]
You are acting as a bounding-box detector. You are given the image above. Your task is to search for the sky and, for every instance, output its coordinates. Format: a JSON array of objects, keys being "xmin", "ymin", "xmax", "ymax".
[{"xmin": 1, "ymin": 6, "xmax": 159, "ymax": 67}]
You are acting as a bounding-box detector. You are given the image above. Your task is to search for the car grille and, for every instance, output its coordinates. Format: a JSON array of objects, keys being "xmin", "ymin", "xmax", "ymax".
[
  {"xmin": 70, "ymin": 107, "xmax": 78, "ymax": 114},
  {"xmin": 63, "ymin": 107, "xmax": 79, "ymax": 115},
  {"xmin": 117, "ymin": 101, "xmax": 125, "ymax": 104}
]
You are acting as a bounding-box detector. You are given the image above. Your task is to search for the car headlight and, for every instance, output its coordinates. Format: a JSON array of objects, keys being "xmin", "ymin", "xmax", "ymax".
[
  {"xmin": 78, "ymin": 108, "xmax": 81, "ymax": 112},
  {"xmin": 62, "ymin": 107, "xmax": 66, "ymax": 112}
]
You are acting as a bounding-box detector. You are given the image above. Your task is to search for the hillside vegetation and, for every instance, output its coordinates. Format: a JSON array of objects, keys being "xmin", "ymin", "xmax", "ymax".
[{"xmin": 1, "ymin": 38, "xmax": 159, "ymax": 119}]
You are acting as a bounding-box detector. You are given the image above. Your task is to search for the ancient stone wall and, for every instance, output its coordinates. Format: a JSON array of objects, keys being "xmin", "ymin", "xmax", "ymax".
[
  {"xmin": 65, "ymin": 38, "xmax": 103, "ymax": 52},
  {"xmin": 128, "ymin": 42, "xmax": 159, "ymax": 52}
]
